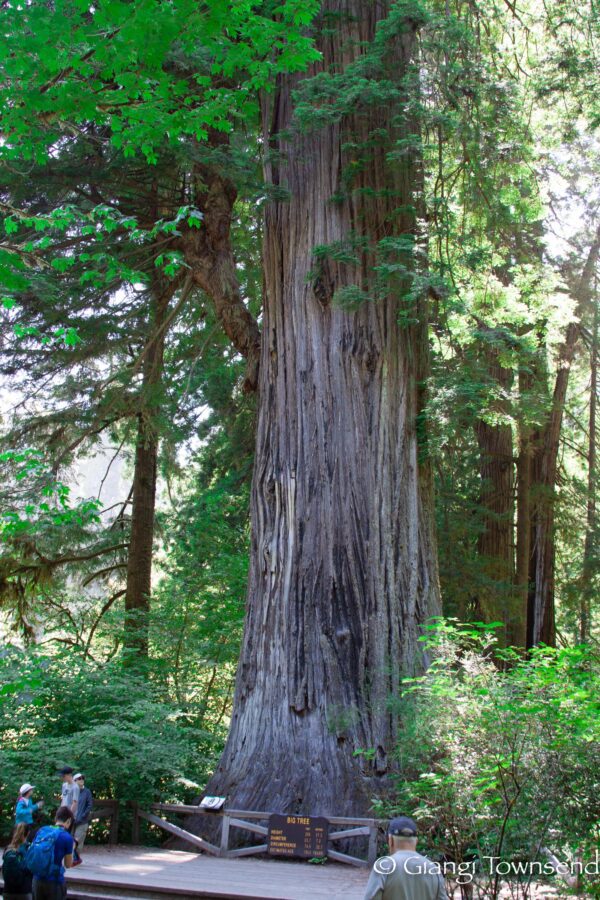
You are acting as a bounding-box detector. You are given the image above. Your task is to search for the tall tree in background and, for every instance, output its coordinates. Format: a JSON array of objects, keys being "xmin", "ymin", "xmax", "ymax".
[
  {"xmin": 580, "ymin": 288, "xmax": 598, "ymax": 642},
  {"xmin": 0, "ymin": 0, "xmax": 313, "ymax": 656},
  {"xmin": 123, "ymin": 270, "xmax": 175, "ymax": 659},
  {"xmin": 0, "ymin": 144, "xmax": 196, "ymax": 654},
  {"xmin": 527, "ymin": 225, "xmax": 600, "ymax": 646},
  {"xmin": 475, "ymin": 348, "xmax": 517, "ymax": 639},
  {"xmin": 419, "ymin": 0, "xmax": 543, "ymax": 642}
]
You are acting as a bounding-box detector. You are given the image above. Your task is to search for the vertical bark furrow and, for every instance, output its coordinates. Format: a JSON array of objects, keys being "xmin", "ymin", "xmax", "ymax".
[{"xmin": 204, "ymin": 0, "xmax": 439, "ymax": 817}]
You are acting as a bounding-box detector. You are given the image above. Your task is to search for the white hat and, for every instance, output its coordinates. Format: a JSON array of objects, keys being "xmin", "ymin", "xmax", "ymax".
[
  {"xmin": 19, "ymin": 783, "xmax": 35, "ymax": 795},
  {"xmin": 73, "ymin": 773, "xmax": 84, "ymax": 781}
]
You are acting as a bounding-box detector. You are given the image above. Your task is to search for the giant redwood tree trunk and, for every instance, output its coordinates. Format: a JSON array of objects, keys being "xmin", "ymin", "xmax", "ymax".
[{"xmin": 204, "ymin": 2, "xmax": 440, "ymax": 817}]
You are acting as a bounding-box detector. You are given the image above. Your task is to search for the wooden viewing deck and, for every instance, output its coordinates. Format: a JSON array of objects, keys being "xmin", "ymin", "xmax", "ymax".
[
  {"xmin": 1, "ymin": 843, "xmax": 573, "ymax": 898},
  {"xmin": 61, "ymin": 845, "xmax": 370, "ymax": 899},
  {"xmin": 1, "ymin": 802, "xmax": 377, "ymax": 899},
  {"xmin": 1, "ymin": 844, "xmax": 369, "ymax": 899}
]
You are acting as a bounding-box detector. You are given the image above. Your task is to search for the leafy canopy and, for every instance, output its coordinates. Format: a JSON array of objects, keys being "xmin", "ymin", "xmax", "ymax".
[{"xmin": 0, "ymin": 0, "xmax": 320, "ymax": 162}]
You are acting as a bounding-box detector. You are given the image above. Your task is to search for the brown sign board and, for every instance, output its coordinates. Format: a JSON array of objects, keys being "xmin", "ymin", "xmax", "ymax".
[{"xmin": 268, "ymin": 814, "xmax": 329, "ymax": 859}]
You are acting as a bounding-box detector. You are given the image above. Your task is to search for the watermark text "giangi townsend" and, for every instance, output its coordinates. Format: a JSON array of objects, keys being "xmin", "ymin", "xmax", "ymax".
[{"xmin": 373, "ymin": 853, "xmax": 600, "ymax": 885}]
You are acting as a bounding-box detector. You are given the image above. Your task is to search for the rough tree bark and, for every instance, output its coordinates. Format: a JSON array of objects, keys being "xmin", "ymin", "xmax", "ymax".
[
  {"xmin": 515, "ymin": 365, "xmax": 533, "ymax": 646},
  {"xmin": 202, "ymin": 1, "xmax": 440, "ymax": 817},
  {"xmin": 527, "ymin": 224, "xmax": 600, "ymax": 647},
  {"xmin": 475, "ymin": 351, "xmax": 518, "ymax": 644},
  {"xmin": 123, "ymin": 276, "xmax": 171, "ymax": 659}
]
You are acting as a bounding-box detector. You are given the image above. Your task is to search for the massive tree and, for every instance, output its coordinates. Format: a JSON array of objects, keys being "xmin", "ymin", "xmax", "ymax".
[{"xmin": 204, "ymin": 1, "xmax": 440, "ymax": 816}]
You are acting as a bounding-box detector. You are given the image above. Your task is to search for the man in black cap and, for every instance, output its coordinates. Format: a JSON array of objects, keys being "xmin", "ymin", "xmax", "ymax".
[
  {"xmin": 58, "ymin": 768, "xmax": 79, "ymax": 819},
  {"xmin": 363, "ymin": 816, "xmax": 448, "ymax": 900}
]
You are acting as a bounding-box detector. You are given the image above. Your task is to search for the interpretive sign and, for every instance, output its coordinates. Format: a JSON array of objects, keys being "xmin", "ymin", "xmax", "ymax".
[
  {"xmin": 198, "ymin": 796, "xmax": 226, "ymax": 811},
  {"xmin": 267, "ymin": 813, "xmax": 329, "ymax": 859}
]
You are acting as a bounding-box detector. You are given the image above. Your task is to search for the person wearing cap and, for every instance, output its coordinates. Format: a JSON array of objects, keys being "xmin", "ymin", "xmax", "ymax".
[
  {"xmin": 363, "ymin": 816, "xmax": 448, "ymax": 900},
  {"xmin": 15, "ymin": 784, "xmax": 44, "ymax": 827},
  {"xmin": 57, "ymin": 769, "xmax": 79, "ymax": 818},
  {"xmin": 72, "ymin": 775, "xmax": 93, "ymax": 850},
  {"xmin": 30, "ymin": 805, "xmax": 75, "ymax": 900},
  {"xmin": 57, "ymin": 768, "xmax": 82, "ymax": 866}
]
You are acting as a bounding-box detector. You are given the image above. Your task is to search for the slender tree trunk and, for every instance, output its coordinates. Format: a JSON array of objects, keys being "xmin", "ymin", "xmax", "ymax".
[
  {"xmin": 580, "ymin": 287, "xmax": 597, "ymax": 642},
  {"xmin": 203, "ymin": 2, "xmax": 439, "ymax": 817},
  {"xmin": 123, "ymin": 278, "xmax": 170, "ymax": 659},
  {"xmin": 475, "ymin": 353, "xmax": 517, "ymax": 644},
  {"xmin": 527, "ymin": 432, "xmax": 556, "ymax": 647},
  {"xmin": 527, "ymin": 225, "xmax": 600, "ymax": 647}
]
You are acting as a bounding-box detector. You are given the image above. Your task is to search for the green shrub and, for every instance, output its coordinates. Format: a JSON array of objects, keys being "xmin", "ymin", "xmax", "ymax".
[
  {"xmin": 372, "ymin": 620, "xmax": 600, "ymax": 898},
  {"xmin": 0, "ymin": 646, "xmax": 225, "ymax": 840}
]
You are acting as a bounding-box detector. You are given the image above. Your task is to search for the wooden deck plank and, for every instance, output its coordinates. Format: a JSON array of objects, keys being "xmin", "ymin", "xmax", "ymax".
[{"xmin": 61, "ymin": 845, "xmax": 369, "ymax": 899}]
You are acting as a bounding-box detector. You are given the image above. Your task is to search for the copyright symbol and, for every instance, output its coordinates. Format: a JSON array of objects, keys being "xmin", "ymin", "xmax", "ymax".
[{"xmin": 374, "ymin": 855, "xmax": 397, "ymax": 875}]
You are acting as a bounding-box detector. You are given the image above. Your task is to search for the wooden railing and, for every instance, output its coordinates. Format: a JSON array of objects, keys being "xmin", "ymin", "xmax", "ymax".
[
  {"xmin": 130, "ymin": 802, "xmax": 380, "ymax": 867},
  {"xmin": 91, "ymin": 798, "xmax": 119, "ymax": 844}
]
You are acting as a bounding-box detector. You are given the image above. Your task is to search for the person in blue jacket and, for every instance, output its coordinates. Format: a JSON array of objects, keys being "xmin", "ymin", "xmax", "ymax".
[{"xmin": 15, "ymin": 785, "xmax": 44, "ymax": 828}]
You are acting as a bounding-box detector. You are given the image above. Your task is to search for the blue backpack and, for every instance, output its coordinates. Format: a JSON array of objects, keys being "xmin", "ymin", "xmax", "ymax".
[{"xmin": 24, "ymin": 826, "xmax": 61, "ymax": 880}]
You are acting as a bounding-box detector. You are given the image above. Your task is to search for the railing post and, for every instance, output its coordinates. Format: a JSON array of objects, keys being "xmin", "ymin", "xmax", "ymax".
[
  {"xmin": 220, "ymin": 814, "xmax": 231, "ymax": 857},
  {"xmin": 131, "ymin": 801, "xmax": 140, "ymax": 845},
  {"xmin": 109, "ymin": 802, "xmax": 119, "ymax": 844},
  {"xmin": 368, "ymin": 823, "xmax": 378, "ymax": 865}
]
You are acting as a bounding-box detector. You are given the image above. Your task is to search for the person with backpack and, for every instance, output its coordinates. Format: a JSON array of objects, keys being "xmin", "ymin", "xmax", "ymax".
[
  {"xmin": 2, "ymin": 823, "xmax": 33, "ymax": 900},
  {"xmin": 25, "ymin": 807, "xmax": 74, "ymax": 900},
  {"xmin": 15, "ymin": 786, "xmax": 44, "ymax": 829}
]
